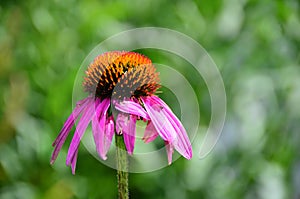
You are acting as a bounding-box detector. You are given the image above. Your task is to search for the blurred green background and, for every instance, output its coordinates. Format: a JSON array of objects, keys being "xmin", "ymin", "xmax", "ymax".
[{"xmin": 1, "ymin": 0, "xmax": 300, "ymax": 198}]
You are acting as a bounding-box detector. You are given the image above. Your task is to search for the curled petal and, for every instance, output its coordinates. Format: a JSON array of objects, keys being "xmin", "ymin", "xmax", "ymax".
[
  {"xmin": 66, "ymin": 99, "xmax": 95, "ymax": 166},
  {"xmin": 115, "ymin": 99, "xmax": 150, "ymax": 120},
  {"xmin": 142, "ymin": 121, "xmax": 159, "ymax": 143},
  {"xmin": 51, "ymin": 97, "xmax": 91, "ymax": 164}
]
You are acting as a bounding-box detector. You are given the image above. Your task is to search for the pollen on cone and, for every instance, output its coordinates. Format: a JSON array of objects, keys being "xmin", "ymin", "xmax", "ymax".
[{"xmin": 83, "ymin": 51, "xmax": 160, "ymax": 99}]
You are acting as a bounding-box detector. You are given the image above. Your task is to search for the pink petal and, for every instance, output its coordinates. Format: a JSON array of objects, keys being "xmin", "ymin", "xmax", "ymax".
[
  {"xmin": 91, "ymin": 98, "xmax": 110, "ymax": 160},
  {"xmin": 114, "ymin": 99, "xmax": 150, "ymax": 120},
  {"xmin": 102, "ymin": 116, "xmax": 115, "ymax": 157},
  {"xmin": 116, "ymin": 113, "xmax": 127, "ymax": 135},
  {"xmin": 66, "ymin": 99, "xmax": 95, "ymax": 166},
  {"xmin": 151, "ymin": 96, "xmax": 192, "ymax": 159},
  {"xmin": 52, "ymin": 97, "xmax": 91, "ymax": 147},
  {"xmin": 123, "ymin": 115, "xmax": 137, "ymax": 155},
  {"xmin": 51, "ymin": 97, "xmax": 91, "ymax": 164},
  {"xmin": 116, "ymin": 113, "xmax": 137, "ymax": 155},
  {"xmin": 71, "ymin": 146, "xmax": 79, "ymax": 175},
  {"xmin": 92, "ymin": 116, "xmax": 101, "ymax": 157},
  {"xmin": 142, "ymin": 96, "xmax": 192, "ymax": 160},
  {"xmin": 142, "ymin": 121, "xmax": 159, "ymax": 143},
  {"xmin": 141, "ymin": 97, "xmax": 176, "ymax": 142},
  {"xmin": 165, "ymin": 141, "xmax": 174, "ymax": 165}
]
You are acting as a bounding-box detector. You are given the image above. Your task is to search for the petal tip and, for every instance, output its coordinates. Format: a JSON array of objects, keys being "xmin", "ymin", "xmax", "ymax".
[
  {"xmin": 185, "ymin": 148, "xmax": 193, "ymax": 159},
  {"xmin": 141, "ymin": 137, "xmax": 148, "ymax": 143},
  {"xmin": 66, "ymin": 158, "xmax": 71, "ymax": 166},
  {"xmin": 100, "ymin": 154, "xmax": 108, "ymax": 160}
]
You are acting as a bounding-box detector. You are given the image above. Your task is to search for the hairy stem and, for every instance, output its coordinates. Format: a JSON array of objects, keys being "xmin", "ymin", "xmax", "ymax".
[{"xmin": 115, "ymin": 134, "xmax": 129, "ymax": 199}]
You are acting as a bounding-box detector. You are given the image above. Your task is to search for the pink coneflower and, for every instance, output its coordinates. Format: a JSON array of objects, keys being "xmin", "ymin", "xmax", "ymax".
[{"xmin": 51, "ymin": 51, "xmax": 192, "ymax": 174}]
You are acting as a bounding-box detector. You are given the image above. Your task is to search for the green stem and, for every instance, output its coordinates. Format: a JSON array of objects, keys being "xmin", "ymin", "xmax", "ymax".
[{"xmin": 115, "ymin": 134, "xmax": 129, "ymax": 199}]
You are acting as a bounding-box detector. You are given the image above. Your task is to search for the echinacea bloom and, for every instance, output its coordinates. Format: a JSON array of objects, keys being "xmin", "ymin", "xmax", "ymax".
[{"xmin": 51, "ymin": 51, "xmax": 192, "ymax": 174}]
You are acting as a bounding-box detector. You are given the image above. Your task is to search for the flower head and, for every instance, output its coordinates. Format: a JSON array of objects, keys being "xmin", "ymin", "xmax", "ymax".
[{"xmin": 51, "ymin": 51, "xmax": 192, "ymax": 174}]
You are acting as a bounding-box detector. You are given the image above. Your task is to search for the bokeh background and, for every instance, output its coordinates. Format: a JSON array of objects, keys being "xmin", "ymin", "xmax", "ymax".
[{"xmin": 1, "ymin": 0, "xmax": 300, "ymax": 198}]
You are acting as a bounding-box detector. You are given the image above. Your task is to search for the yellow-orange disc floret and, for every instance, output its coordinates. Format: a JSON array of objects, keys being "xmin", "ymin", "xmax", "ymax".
[{"xmin": 83, "ymin": 51, "xmax": 160, "ymax": 99}]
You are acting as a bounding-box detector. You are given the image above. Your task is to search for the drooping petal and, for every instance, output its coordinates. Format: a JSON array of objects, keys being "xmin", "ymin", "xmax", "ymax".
[
  {"xmin": 92, "ymin": 113, "xmax": 101, "ymax": 158},
  {"xmin": 141, "ymin": 96, "xmax": 192, "ymax": 161},
  {"xmin": 71, "ymin": 146, "xmax": 79, "ymax": 175},
  {"xmin": 66, "ymin": 99, "xmax": 96, "ymax": 165},
  {"xmin": 151, "ymin": 96, "xmax": 192, "ymax": 159},
  {"xmin": 141, "ymin": 97, "xmax": 176, "ymax": 142},
  {"xmin": 163, "ymin": 109, "xmax": 192, "ymax": 159},
  {"xmin": 116, "ymin": 113, "xmax": 127, "ymax": 135},
  {"xmin": 165, "ymin": 141, "xmax": 174, "ymax": 165},
  {"xmin": 123, "ymin": 115, "xmax": 137, "ymax": 155},
  {"xmin": 52, "ymin": 97, "xmax": 91, "ymax": 147},
  {"xmin": 114, "ymin": 99, "xmax": 150, "ymax": 120},
  {"xmin": 91, "ymin": 98, "xmax": 110, "ymax": 160},
  {"xmin": 142, "ymin": 121, "xmax": 159, "ymax": 143},
  {"xmin": 51, "ymin": 97, "xmax": 91, "ymax": 164},
  {"xmin": 116, "ymin": 113, "xmax": 137, "ymax": 155},
  {"xmin": 102, "ymin": 116, "xmax": 115, "ymax": 157}
]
